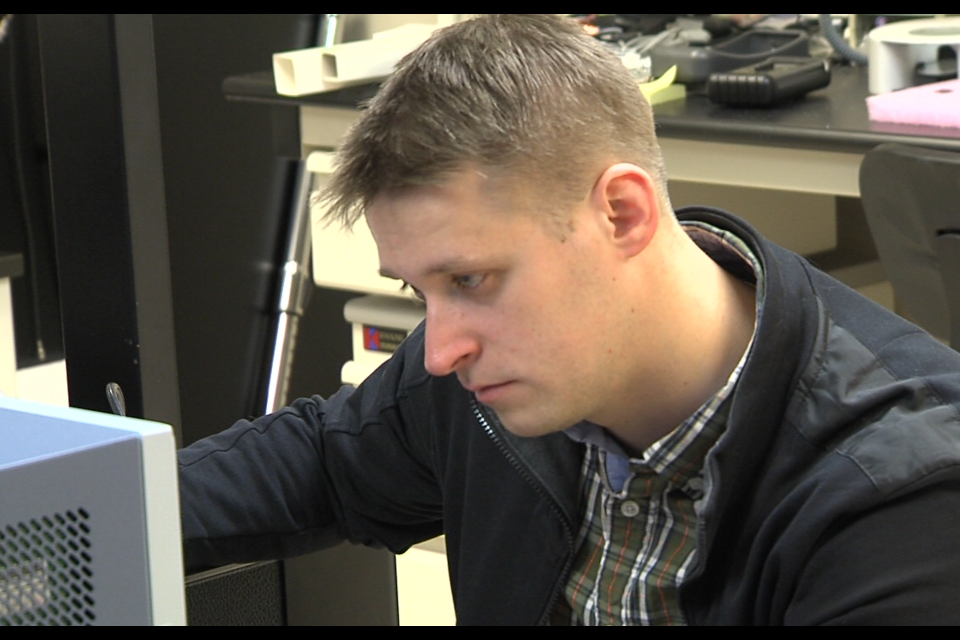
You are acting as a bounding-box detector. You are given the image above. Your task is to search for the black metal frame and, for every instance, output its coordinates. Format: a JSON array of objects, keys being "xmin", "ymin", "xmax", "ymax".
[{"xmin": 37, "ymin": 14, "xmax": 181, "ymax": 436}]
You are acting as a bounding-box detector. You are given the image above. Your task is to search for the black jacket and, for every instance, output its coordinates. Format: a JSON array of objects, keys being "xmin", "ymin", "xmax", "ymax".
[{"xmin": 179, "ymin": 207, "xmax": 960, "ymax": 625}]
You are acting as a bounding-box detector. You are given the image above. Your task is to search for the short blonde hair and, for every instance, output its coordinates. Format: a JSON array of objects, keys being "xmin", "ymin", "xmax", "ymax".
[{"xmin": 320, "ymin": 14, "xmax": 668, "ymax": 228}]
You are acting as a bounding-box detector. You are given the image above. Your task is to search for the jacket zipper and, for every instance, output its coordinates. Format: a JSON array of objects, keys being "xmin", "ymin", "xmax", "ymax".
[{"xmin": 471, "ymin": 399, "xmax": 576, "ymax": 625}]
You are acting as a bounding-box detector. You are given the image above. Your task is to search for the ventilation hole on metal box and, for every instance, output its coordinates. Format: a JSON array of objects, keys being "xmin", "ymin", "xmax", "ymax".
[{"xmin": 0, "ymin": 509, "xmax": 95, "ymax": 626}]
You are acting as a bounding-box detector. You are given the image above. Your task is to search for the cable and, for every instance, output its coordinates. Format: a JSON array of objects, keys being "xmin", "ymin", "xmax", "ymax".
[{"xmin": 819, "ymin": 14, "xmax": 868, "ymax": 65}]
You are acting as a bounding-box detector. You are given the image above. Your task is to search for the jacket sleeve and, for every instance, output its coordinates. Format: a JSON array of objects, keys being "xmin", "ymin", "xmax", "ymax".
[
  {"xmin": 177, "ymin": 334, "xmax": 446, "ymax": 572},
  {"xmin": 784, "ymin": 474, "xmax": 960, "ymax": 625}
]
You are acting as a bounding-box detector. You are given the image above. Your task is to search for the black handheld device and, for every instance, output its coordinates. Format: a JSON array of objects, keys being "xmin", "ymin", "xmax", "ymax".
[{"xmin": 707, "ymin": 56, "xmax": 831, "ymax": 106}]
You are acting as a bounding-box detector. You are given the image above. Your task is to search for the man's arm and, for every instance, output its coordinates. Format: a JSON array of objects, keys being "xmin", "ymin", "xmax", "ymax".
[
  {"xmin": 177, "ymin": 338, "xmax": 445, "ymax": 572},
  {"xmin": 785, "ymin": 475, "xmax": 960, "ymax": 625},
  {"xmin": 179, "ymin": 394, "xmax": 346, "ymax": 571}
]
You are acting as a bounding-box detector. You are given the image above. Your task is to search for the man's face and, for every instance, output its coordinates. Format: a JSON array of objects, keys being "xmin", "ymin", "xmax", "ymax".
[{"xmin": 365, "ymin": 169, "xmax": 634, "ymax": 438}]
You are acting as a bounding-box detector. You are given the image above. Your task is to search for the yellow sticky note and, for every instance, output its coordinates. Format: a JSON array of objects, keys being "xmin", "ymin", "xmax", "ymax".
[{"xmin": 639, "ymin": 65, "xmax": 686, "ymax": 105}]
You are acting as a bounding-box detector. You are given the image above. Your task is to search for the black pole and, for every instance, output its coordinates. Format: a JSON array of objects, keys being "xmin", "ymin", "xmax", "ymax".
[{"xmin": 37, "ymin": 14, "xmax": 181, "ymax": 439}]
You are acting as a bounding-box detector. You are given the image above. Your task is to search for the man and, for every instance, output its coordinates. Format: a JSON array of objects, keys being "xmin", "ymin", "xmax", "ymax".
[{"xmin": 179, "ymin": 14, "xmax": 960, "ymax": 624}]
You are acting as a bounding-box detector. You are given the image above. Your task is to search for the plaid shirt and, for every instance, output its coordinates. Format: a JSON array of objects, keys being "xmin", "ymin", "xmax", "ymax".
[{"xmin": 553, "ymin": 222, "xmax": 763, "ymax": 625}]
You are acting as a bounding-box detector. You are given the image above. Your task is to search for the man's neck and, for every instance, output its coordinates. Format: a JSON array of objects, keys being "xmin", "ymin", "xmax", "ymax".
[{"xmin": 607, "ymin": 222, "xmax": 757, "ymax": 456}]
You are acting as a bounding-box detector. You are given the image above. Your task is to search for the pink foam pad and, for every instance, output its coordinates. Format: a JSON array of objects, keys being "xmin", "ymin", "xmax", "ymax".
[{"xmin": 867, "ymin": 79, "xmax": 960, "ymax": 128}]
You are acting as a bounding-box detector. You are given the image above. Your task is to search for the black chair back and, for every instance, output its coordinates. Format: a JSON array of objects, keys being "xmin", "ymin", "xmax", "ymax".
[{"xmin": 860, "ymin": 142, "xmax": 960, "ymax": 349}]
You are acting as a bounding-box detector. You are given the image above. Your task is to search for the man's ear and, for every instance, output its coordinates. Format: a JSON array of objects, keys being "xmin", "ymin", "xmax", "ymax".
[{"xmin": 589, "ymin": 163, "xmax": 661, "ymax": 257}]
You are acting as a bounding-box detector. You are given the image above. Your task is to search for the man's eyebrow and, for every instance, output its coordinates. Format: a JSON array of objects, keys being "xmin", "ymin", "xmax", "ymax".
[{"xmin": 380, "ymin": 258, "xmax": 486, "ymax": 281}]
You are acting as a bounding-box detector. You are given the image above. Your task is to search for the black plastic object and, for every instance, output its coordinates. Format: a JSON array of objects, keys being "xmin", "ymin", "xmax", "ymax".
[
  {"xmin": 707, "ymin": 56, "xmax": 831, "ymax": 106},
  {"xmin": 651, "ymin": 29, "xmax": 809, "ymax": 84}
]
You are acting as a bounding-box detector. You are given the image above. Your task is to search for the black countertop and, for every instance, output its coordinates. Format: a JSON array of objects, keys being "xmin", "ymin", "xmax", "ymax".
[
  {"xmin": 0, "ymin": 252, "xmax": 24, "ymax": 280},
  {"xmin": 223, "ymin": 63, "xmax": 960, "ymax": 156},
  {"xmin": 653, "ymin": 63, "xmax": 960, "ymax": 154}
]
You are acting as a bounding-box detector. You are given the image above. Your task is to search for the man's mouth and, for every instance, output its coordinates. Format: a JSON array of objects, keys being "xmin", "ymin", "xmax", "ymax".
[{"xmin": 469, "ymin": 381, "xmax": 515, "ymax": 405}]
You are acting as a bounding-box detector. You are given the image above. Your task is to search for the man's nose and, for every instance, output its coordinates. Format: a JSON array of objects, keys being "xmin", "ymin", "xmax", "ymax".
[{"xmin": 423, "ymin": 305, "xmax": 480, "ymax": 378}]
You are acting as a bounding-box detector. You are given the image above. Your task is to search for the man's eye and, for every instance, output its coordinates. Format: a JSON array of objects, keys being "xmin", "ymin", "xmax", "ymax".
[{"xmin": 453, "ymin": 274, "xmax": 485, "ymax": 290}]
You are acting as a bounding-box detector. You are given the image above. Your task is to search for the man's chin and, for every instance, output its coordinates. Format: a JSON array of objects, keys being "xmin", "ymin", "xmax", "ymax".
[{"xmin": 488, "ymin": 407, "xmax": 572, "ymax": 440}]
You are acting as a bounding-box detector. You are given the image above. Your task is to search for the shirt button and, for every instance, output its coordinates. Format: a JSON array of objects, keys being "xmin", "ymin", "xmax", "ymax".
[{"xmin": 620, "ymin": 500, "xmax": 641, "ymax": 518}]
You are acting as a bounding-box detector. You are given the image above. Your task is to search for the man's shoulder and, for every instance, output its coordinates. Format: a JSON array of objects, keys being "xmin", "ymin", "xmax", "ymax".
[{"xmin": 791, "ymin": 301, "xmax": 960, "ymax": 495}]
